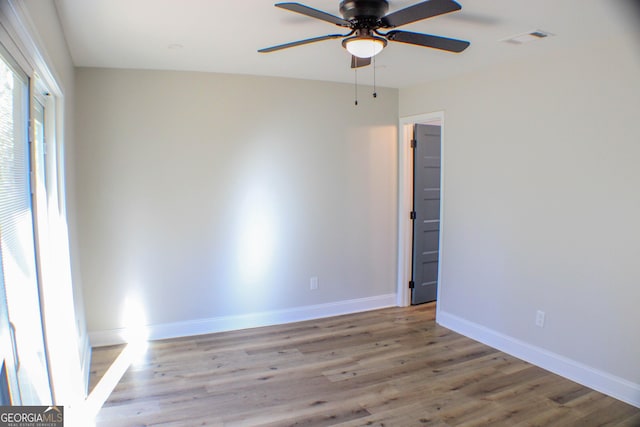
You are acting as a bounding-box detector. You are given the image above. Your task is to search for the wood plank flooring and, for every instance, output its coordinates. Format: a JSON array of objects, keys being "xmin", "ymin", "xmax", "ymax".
[{"xmin": 90, "ymin": 304, "xmax": 640, "ymax": 426}]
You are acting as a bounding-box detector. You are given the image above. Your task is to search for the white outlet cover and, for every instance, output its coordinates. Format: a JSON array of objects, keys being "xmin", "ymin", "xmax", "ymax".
[{"xmin": 535, "ymin": 310, "xmax": 545, "ymax": 327}]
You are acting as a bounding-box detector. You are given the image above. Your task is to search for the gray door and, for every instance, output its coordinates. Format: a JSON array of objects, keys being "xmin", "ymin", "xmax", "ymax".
[{"xmin": 411, "ymin": 124, "xmax": 441, "ymax": 305}]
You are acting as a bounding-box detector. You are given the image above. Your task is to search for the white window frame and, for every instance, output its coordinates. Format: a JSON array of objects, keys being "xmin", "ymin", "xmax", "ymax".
[{"xmin": 0, "ymin": 0, "xmax": 83, "ymax": 409}]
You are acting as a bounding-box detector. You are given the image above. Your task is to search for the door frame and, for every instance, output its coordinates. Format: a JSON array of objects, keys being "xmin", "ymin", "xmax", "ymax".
[{"xmin": 396, "ymin": 111, "xmax": 445, "ymax": 309}]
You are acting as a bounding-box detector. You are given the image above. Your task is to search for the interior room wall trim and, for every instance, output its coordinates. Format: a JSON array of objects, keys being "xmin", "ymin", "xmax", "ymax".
[
  {"xmin": 90, "ymin": 293, "xmax": 397, "ymax": 347},
  {"xmin": 2, "ymin": 1, "xmax": 62, "ymax": 94},
  {"xmin": 81, "ymin": 339, "xmax": 92, "ymax": 394},
  {"xmin": 396, "ymin": 111, "xmax": 445, "ymax": 308},
  {"xmin": 438, "ymin": 310, "xmax": 640, "ymax": 409}
]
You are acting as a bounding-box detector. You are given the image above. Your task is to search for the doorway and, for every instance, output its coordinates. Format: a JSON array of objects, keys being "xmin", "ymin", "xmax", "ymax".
[
  {"xmin": 396, "ymin": 112, "xmax": 444, "ymax": 308},
  {"xmin": 410, "ymin": 123, "xmax": 441, "ymax": 304}
]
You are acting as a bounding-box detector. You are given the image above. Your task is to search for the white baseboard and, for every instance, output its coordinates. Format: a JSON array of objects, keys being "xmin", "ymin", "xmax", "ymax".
[
  {"xmin": 437, "ymin": 310, "xmax": 640, "ymax": 409},
  {"xmin": 89, "ymin": 293, "xmax": 397, "ymax": 348}
]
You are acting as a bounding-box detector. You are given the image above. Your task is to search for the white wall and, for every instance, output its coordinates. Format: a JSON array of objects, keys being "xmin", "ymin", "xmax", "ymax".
[
  {"xmin": 400, "ymin": 22, "xmax": 640, "ymax": 404},
  {"xmin": 75, "ymin": 69, "xmax": 399, "ymax": 339}
]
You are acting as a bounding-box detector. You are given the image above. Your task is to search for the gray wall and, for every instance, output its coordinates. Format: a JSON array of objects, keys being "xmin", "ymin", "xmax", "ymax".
[
  {"xmin": 75, "ymin": 69, "xmax": 399, "ymax": 334},
  {"xmin": 400, "ymin": 32, "xmax": 640, "ymax": 385}
]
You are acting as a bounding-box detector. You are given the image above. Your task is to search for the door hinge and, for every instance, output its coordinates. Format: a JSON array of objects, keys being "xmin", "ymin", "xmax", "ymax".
[
  {"xmin": 409, "ymin": 280, "xmax": 415, "ymax": 289},
  {"xmin": 410, "ymin": 211, "xmax": 416, "ymax": 220},
  {"xmin": 410, "ymin": 139, "xmax": 417, "ymax": 148}
]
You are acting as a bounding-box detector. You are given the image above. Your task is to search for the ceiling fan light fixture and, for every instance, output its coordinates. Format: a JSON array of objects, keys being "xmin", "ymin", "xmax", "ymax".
[{"xmin": 342, "ymin": 35, "xmax": 387, "ymax": 58}]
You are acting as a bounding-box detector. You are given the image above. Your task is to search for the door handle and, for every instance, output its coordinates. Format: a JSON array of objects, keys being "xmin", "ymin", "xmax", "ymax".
[{"xmin": 8, "ymin": 322, "xmax": 19, "ymax": 370}]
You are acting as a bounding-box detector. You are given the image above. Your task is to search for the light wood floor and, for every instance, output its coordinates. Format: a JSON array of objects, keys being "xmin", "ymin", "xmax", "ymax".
[{"xmin": 90, "ymin": 304, "xmax": 640, "ymax": 426}]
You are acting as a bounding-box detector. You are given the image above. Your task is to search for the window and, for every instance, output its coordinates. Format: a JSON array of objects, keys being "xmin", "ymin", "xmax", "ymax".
[
  {"xmin": 0, "ymin": 1, "xmax": 85, "ymax": 410},
  {"xmin": 0, "ymin": 44, "xmax": 53, "ymax": 405}
]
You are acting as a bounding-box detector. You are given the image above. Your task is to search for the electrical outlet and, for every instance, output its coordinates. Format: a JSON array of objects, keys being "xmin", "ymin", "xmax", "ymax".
[
  {"xmin": 310, "ymin": 276, "xmax": 318, "ymax": 290},
  {"xmin": 535, "ymin": 310, "xmax": 545, "ymax": 328}
]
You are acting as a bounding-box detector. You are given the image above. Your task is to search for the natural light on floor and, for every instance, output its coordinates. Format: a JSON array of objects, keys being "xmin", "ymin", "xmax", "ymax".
[{"xmin": 80, "ymin": 294, "xmax": 149, "ymax": 426}]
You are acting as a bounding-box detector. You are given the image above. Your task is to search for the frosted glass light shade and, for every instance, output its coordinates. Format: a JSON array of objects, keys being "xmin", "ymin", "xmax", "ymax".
[{"xmin": 345, "ymin": 38, "xmax": 385, "ymax": 58}]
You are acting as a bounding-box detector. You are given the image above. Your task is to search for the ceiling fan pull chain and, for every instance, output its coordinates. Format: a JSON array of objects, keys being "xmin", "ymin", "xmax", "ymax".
[
  {"xmin": 373, "ymin": 55, "xmax": 377, "ymax": 99},
  {"xmin": 354, "ymin": 67, "xmax": 358, "ymax": 106}
]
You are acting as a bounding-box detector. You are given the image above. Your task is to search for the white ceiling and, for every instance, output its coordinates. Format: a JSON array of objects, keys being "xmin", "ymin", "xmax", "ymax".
[{"xmin": 53, "ymin": 0, "xmax": 638, "ymax": 88}]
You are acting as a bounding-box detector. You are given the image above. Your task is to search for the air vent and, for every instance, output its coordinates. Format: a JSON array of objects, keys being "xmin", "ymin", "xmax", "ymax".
[{"xmin": 501, "ymin": 30, "xmax": 554, "ymax": 45}]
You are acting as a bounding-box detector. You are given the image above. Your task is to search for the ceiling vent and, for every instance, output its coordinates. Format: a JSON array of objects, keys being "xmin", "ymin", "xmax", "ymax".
[{"xmin": 501, "ymin": 30, "xmax": 554, "ymax": 45}]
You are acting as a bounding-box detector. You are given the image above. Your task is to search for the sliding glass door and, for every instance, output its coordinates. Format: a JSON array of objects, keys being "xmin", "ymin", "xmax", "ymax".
[{"xmin": 0, "ymin": 47, "xmax": 52, "ymax": 405}]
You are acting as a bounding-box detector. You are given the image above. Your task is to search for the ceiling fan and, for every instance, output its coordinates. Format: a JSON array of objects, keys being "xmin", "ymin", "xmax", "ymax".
[{"xmin": 259, "ymin": 0, "xmax": 470, "ymax": 68}]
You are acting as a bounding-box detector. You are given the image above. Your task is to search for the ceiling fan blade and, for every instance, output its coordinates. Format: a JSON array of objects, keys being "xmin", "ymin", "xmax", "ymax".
[
  {"xmin": 275, "ymin": 2, "xmax": 351, "ymax": 27},
  {"xmin": 382, "ymin": 0, "xmax": 461, "ymax": 28},
  {"xmin": 386, "ymin": 30, "xmax": 469, "ymax": 53},
  {"xmin": 351, "ymin": 56, "xmax": 371, "ymax": 68},
  {"xmin": 258, "ymin": 34, "xmax": 346, "ymax": 53}
]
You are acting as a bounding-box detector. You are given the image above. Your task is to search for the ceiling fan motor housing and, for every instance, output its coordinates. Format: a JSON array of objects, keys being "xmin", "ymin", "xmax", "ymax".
[{"xmin": 339, "ymin": 0, "xmax": 389, "ymax": 26}]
